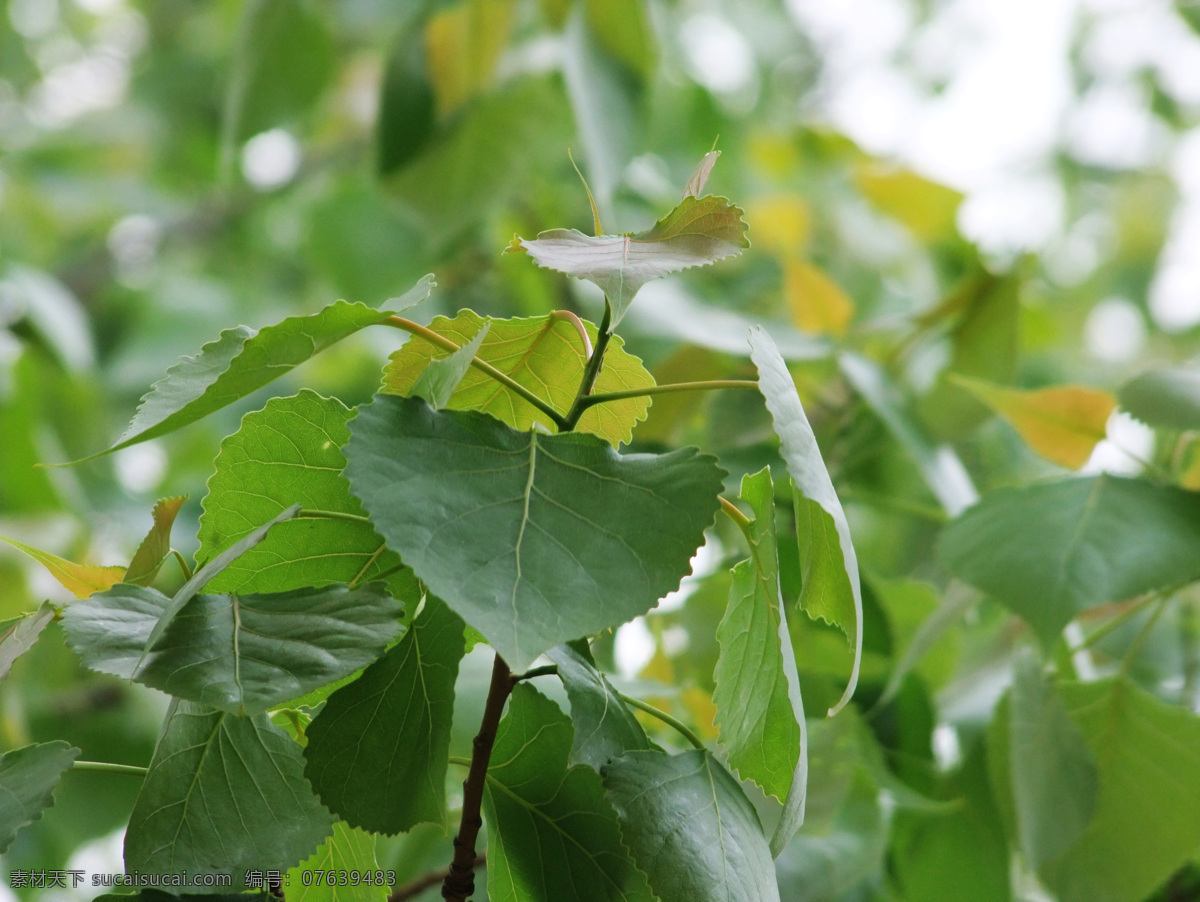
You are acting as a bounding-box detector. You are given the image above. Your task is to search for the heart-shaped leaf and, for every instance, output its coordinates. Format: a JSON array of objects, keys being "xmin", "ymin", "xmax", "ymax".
[
  {"xmin": 124, "ymin": 700, "xmax": 333, "ymax": 889},
  {"xmin": 345, "ymin": 395, "xmax": 724, "ymax": 670}
]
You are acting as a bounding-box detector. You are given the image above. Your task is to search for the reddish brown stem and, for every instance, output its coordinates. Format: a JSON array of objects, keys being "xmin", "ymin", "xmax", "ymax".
[{"xmin": 442, "ymin": 654, "xmax": 514, "ymax": 901}]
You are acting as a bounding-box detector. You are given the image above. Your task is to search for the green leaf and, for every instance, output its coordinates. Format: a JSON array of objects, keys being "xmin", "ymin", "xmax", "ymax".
[
  {"xmin": 286, "ymin": 820, "xmax": 383, "ymax": 902},
  {"xmin": 939, "ymin": 475, "xmax": 1200, "ymax": 645},
  {"xmin": 1037, "ymin": 679, "xmax": 1200, "ymax": 902},
  {"xmin": 125, "ymin": 700, "xmax": 333, "ymax": 888},
  {"xmin": 382, "ymin": 310, "xmax": 654, "ymax": 446},
  {"xmin": 546, "ymin": 642, "xmax": 651, "ymax": 770},
  {"xmin": 409, "ymin": 321, "xmax": 489, "ymax": 408},
  {"xmin": 124, "ymin": 495, "xmax": 188, "ymax": 586},
  {"xmin": 0, "ymin": 601, "xmax": 56, "ymax": 681},
  {"xmin": 303, "ymin": 596, "xmax": 464, "ymax": 834},
  {"xmin": 145, "ymin": 504, "xmax": 302, "ymax": 651},
  {"xmin": 510, "ymin": 194, "xmax": 749, "ymax": 328},
  {"xmin": 602, "ymin": 749, "xmax": 780, "ymax": 902},
  {"xmin": 224, "ymin": 0, "xmax": 336, "ymax": 144},
  {"xmin": 750, "ymin": 326, "xmax": 862, "ymax": 715},
  {"xmin": 1008, "ymin": 651, "xmax": 1097, "ymax": 869},
  {"xmin": 714, "ymin": 468, "xmax": 804, "ymax": 805},
  {"xmin": 63, "ymin": 582, "xmax": 402, "ymax": 716},
  {"xmin": 197, "ymin": 390, "xmax": 405, "ymax": 594},
  {"xmin": 839, "ymin": 352, "xmax": 977, "ymax": 516},
  {"xmin": 0, "ymin": 535, "xmax": 125, "ymax": 599},
  {"xmin": 345, "ymin": 395, "xmax": 724, "ymax": 671},
  {"xmin": 85, "ymin": 278, "xmax": 433, "ymax": 462},
  {"xmin": 481, "ymin": 684, "xmax": 656, "ymax": 902},
  {"xmin": 1118, "ymin": 366, "xmax": 1200, "ymax": 430},
  {"xmin": 0, "ymin": 741, "xmax": 80, "ymax": 853}
]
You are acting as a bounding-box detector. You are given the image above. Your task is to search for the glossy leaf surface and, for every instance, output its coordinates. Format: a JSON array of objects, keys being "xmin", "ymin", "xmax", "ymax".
[
  {"xmin": 346, "ymin": 395, "xmax": 724, "ymax": 670},
  {"xmin": 482, "ymin": 685, "xmax": 655, "ymax": 902}
]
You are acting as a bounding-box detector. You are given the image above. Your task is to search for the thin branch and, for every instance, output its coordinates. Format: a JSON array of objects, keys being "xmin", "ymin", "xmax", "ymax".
[
  {"xmin": 617, "ymin": 692, "xmax": 706, "ymax": 751},
  {"xmin": 443, "ymin": 654, "xmax": 514, "ymax": 902},
  {"xmin": 384, "ymin": 316, "xmax": 569, "ymax": 431},
  {"xmin": 389, "ymin": 855, "xmax": 485, "ymax": 902},
  {"xmin": 573, "ymin": 379, "xmax": 760, "ymax": 413},
  {"xmin": 72, "ymin": 760, "xmax": 149, "ymax": 776}
]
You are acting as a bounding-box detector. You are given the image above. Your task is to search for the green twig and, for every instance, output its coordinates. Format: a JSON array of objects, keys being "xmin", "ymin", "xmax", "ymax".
[
  {"xmin": 618, "ymin": 692, "xmax": 706, "ymax": 751},
  {"xmin": 384, "ymin": 316, "xmax": 569, "ymax": 431},
  {"xmin": 573, "ymin": 379, "xmax": 760, "ymax": 414},
  {"xmin": 720, "ymin": 496, "xmax": 753, "ymax": 533},
  {"xmin": 72, "ymin": 760, "xmax": 149, "ymax": 776},
  {"xmin": 563, "ymin": 302, "xmax": 613, "ymax": 429}
]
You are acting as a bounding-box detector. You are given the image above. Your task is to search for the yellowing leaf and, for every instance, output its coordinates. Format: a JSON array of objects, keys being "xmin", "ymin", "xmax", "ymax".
[
  {"xmin": 745, "ymin": 195, "xmax": 810, "ymax": 257},
  {"xmin": 854, "ymin": 162, "xmax": 962, "ymax": 241},
  {"xmin": 124, "ymin": 495, "xmax": 187, "ymax": 587},
  {"xmin": 425, "ymin": 0, "xmax": 515, "ymax": 116},
  {"xmin": 0, "ymin": 536, "xmax": 124, "ymax": 600},
  {"xmin": 951, "ymin": 376, "xmax": 1116, "ymax": 469},
  {"xmin": 785, "ymin": 260, "xmax": 854, "ymax": 337}
]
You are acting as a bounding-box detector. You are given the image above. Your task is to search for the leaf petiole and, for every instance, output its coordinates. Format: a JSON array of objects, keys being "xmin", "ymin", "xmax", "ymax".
[
  {"xmin": 617, "ymin": 692, "xmax": 706, "ymax": 751},
  {"xmin": 170, "ymin": 549, "xmax": 193, "ymax": 582},
  {"xmin": 72, "ymin": 760, "xmax": 149, "ymax": 777},
  {"xmin": 384, "ymin": 316, "xmax": 569, "ymax": 431},
  {"xmin": 572, "ymin": 379, "xmax": 760, "ymax": 414}
]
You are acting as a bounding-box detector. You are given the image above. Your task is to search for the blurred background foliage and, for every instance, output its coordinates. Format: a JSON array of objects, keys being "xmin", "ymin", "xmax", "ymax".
[{"xmin": 2, "ymin": 0, "xmax": 1200, "ymax": 899}]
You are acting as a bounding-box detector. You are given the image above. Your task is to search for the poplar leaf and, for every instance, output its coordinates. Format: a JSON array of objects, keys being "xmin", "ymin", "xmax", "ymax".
[
  {"xmin": 481, "ymin": 685, "xmax": 656, "ymax": 902},
  {"xmin": 547, "ymin": 643, "xmax": 651, "ymax": 770},
  {"xmin": 0, "ymin": 602, "xmax": 56, "ymax": 681},
  {"xmin": 124, "ymin": 495, "xmax": 188, "ymax": 586},
  {"xmin": 0, "ymin": 535, "xmax": 124, "ymax": 599},
  {"xmin": 124, "ymin": 700, "xmax": 333, "ymax": 888},
  {"xmin": 509, "ymin": 194, "xmax": 748, "ymax": 328},
  {"xmin": 345, "ymin": 395, "xmax": 724, "ymax": 671},
  {"xmin": 287, "ymin": 820, "xmax": 381, "ymax": 902},
  {"xmin": 303, "ymin": 596, "xmax": 464, "ymax": 834},
  {"xmin": 749, "ymin": 327, "xmax": 862, "ymax": 715},
  {"xmin": 197, "ymin": 391, "xmax": 405, "ymax": 595},
  {"xmin": 409, "ymin": 321, "xmax": 489, "ymax": 408},
  {"xmin": 940, "ymin": 475, "xmax": 1200, "ymax": 645},
  {"xmin": 79, "ymin": 277, "xmax": 433, "ymax": 462},
  {"xmin": 951, "ymin": 376, "xmax": 1115, "ymax": 469},
  {"xmin": 382, "ymin": 310, "xmax": 653, "ymax": 446},
  {"xmin": 713, "ymin": 469, "xmax": 805, "ymax": 807},
  {"xmin": 64, "ymin": 582, "xmax": 402, "ymax": 716},
  {"xmin": 0, "ymin": 741, "xmax": 79, "ymax": 853},
  {"xmin": 602, "ymin": 749, "xmax": 780, "ymax": 902}
]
